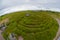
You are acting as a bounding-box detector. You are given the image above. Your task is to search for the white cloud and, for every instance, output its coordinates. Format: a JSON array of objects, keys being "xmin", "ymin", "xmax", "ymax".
[
  {"xmin": 1, "ymin": 0, "xmax": 60, "ymax": 16},
  {"xmin": 2, "ymin": 0, "xmax": 57, "ymax": 6},
  {"xmin": 43, "ymin": 0, "xmax": 56, "ymax": 3},
  {"xmin": 2, "ymin": 0, "xmax": 28, "ymax": 6},
  {"xmin": 30, "ymin": 0, "xmax": 57, "ymax": 4},
  {"xmin": 0, "ymin": 5, "xmax": 39, "ymax": 16},
  {"xmin": 25, "ymin": 0, "xmax": 30, "ymax": 2},
  {"xmin": 1, "ymin": 5, "xmax": 60, "ymax": 16}
]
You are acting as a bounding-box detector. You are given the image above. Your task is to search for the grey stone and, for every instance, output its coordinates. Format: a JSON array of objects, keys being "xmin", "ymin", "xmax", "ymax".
[
  {"xmin": 26, "ymin": 13, "xmax": 30, "ymax": 16},
  {"xmin": 9, "ymin": 33, "xmax": 16, "ymax": 40}
]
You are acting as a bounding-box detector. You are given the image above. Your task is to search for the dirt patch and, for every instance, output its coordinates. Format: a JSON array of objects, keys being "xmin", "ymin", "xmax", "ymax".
[
  {"xmin": 0, "ymin": 30, "xmax": 4, "ymax": 40},
  {"xmin": 18, "ymin": 36, "xmax": 23, "ymax": 40},
  {"xmin": 0, "ymin": 18, "xmax": 9, "ymax": 26},
  {"xmin": 53, "ymin": 18, "xmax": 60, "ymax": 40}
]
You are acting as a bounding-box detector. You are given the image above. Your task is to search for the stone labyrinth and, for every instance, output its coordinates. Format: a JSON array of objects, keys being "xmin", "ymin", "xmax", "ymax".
[{"xmin": 2, "ymin": 12, "xmax": 59, "ymax": 40}]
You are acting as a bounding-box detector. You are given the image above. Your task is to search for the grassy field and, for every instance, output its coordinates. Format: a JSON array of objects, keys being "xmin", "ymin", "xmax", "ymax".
[{"xmin": 0, "ymin": 10, "xmax": 59, "ymax": 40}]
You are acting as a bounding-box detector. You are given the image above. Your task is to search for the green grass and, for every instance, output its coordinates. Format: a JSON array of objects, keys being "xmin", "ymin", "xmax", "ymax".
[{"xmin": 0, "ymin": 10, "xmax": 59, "ymax": 40}]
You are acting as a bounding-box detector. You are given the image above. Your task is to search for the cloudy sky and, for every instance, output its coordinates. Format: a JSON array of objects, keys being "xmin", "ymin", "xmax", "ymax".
[{"xmin": 0, "ymin": 0, "xmax": 60, "ymax": 15}]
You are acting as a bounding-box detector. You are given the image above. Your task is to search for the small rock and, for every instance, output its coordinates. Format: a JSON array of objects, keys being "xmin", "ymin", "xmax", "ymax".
[{"xmin": 26, "ymin": 13, "xmax": 30, "ymax": 16}]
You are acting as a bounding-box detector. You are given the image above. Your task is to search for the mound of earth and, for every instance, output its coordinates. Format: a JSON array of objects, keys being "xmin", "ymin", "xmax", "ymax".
[{"xmin": 0, "ymin": 11, "xmax": 59, "ymax": 40}]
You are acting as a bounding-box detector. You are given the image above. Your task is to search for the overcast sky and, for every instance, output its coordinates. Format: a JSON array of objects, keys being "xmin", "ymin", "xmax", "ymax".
[
  {"xmin": 2, "ymin": 0, "xmax": 60, "ymax": 8},
  {"xmin": 0, "ymin": 0, "xmax": 60, "ymax": 15}
]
